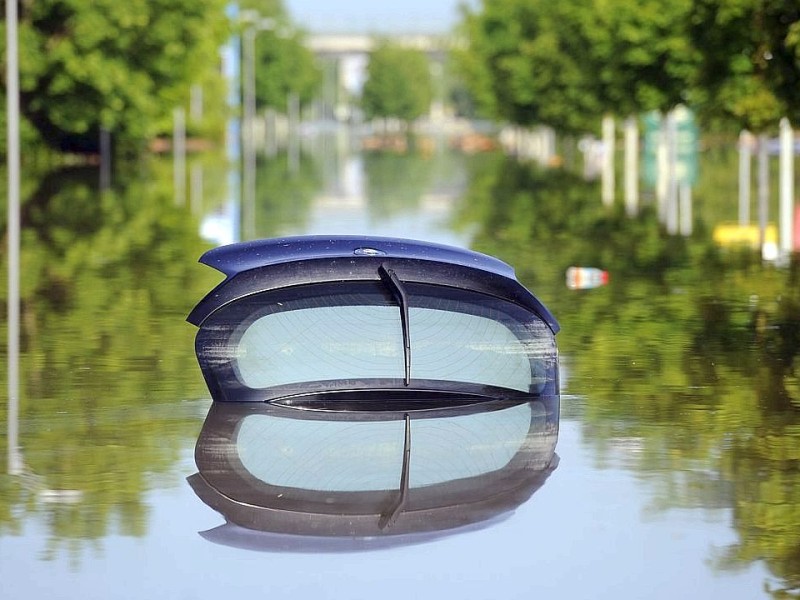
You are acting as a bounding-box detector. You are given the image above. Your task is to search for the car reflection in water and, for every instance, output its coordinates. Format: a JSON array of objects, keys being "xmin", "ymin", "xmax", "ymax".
[{"xmin": 187, "ymin": 236, "xmax": 560, "ymax": 551}]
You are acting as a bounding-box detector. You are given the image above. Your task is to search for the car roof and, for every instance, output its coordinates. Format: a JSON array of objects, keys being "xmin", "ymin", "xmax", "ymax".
[
  {"xmin": 198, "ymin": 235, "xmax": 518, "ymax": 280},
  {"xmin": 187, "ymin": 235, "xmax": 559, "ymax": 334}
]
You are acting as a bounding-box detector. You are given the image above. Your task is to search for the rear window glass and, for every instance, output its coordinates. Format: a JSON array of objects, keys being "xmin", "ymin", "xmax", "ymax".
[
  {"xmin": 199, "ymin": 282, "xmax": 556, "ymax": 398},
  {"xmin": 236, "ymin": 304, "xmax": 538, "ymax": 392}
]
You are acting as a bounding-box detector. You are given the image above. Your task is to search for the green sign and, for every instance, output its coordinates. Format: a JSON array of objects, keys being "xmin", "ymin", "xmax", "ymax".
[{"xmin": 643, "ymin": 106, "xmax": 699, "ymax": 187}]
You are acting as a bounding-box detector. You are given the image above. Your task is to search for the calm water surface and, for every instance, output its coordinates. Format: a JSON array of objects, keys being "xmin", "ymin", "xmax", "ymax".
[{"xmin": 2, "ymin": 133, "xmax": 798, "ymax": 598}]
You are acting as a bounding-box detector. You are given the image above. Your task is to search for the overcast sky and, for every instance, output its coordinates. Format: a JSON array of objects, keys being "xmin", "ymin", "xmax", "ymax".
[{"xmin": 284, "ymin": 0, "xmax": 470, "ymax": 33}]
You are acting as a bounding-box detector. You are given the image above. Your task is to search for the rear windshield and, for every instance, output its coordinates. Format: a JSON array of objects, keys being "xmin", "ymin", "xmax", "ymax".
[{"xmin": 198, "ymin": 281, "xmax": 556, "ymax": 398}]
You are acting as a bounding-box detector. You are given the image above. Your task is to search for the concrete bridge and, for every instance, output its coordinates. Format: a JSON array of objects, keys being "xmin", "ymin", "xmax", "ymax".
[
  {"xmin": 307, "ymin": 32, "xmax": 455, "ymax": 58},
  {"xmin": 304, "ymin": 32, "xmax": 460, "ymax": 121}
]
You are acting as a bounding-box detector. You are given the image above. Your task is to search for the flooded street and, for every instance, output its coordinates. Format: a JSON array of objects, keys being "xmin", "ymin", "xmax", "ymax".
[{"xmin": 2, "ymin": 129, "xmax": 799, "ymax": 598}]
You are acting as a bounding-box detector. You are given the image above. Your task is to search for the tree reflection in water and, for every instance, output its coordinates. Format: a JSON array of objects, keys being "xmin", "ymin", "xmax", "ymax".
[
  {"xmin": 0, "ymin": 162, "xmax": 218, "ymax": 561},
  {"xmin": 458, "ymin": 154, "xmax": 800, "ymax": 598},
  {"xmin": 1, "ymin": 143, "xmax": 799, "ymax": 596}
]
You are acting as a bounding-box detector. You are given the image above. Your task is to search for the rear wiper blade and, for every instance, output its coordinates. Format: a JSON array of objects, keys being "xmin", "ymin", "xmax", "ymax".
[
  {"xmin": 379, "ymin": 265, "xmax": 411, "ymax": 386},
  {"xmin": 379, "ymin": 414, "xmax": 411, "ymax": 530}
]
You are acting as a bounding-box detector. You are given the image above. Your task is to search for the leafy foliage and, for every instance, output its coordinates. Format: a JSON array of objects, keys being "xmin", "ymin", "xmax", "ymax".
[
  {"xmin": 455, "ymin": 0, "xmax": 602, "ymax": 132},
  {"xmin": 456, "ymin": 0, "xmax": 799, "ymax": 132},
  {"xmin": 689, "ymin": 0, "xmax": 800, "ymax": 131},
  {"xmin": 361, "ymin": 42, "xmax": 433, "ymax": 123},
  {"xmin": 1, "ymin": 0, "xmax": 230, "ymax": 153},
  {"xmin": 254, "ymin": 28, "xmax": 321, "ymax": 110},
  {"xmin": 0, "ymin": 159, "xmax": 220, "ymax": 554},
  {"xmin": 455, "ymin": 153, "xmax": 800, "ymax": 598}
]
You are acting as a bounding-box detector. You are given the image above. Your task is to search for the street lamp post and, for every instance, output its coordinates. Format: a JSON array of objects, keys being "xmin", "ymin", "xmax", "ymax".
[
  {"xmin": 6, "ymin": 0, "xmax": 22, "ymax": 475},
  {"xmin": 240, "ymin": 12, "xmax": 275, "ymax": 240}
]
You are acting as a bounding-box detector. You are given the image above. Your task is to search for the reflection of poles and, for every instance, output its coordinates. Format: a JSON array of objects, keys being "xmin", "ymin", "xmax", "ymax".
[
  {"xmin": 288, "ymin": 92, "xmax": 300, "ymax": 173},
  {"xmin": 190, "ymin": 163, "xmax": 204, "ymax": 215},
  {"xmin": 264, "ymin": 108, "xmax": 278, "ymax": 157},
  {"xmin": 99, "ymin": 127, "xmax": 112, "ymax": 190},
  {"xmin": 739, "ymin": 130, "xmax": 753, "ymax": 225},
  {"xmin": 173, "ymin": 107, "xmax": 186, "ymax": 205},
  {"xmin": 6, "ymin": 0, "xmax": 22, "ymax": 475}
]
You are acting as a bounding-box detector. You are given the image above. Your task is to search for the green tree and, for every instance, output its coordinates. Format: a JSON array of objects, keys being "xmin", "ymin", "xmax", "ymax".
[
  {"xmin": 239, "ymin": 0, "xmax": 320, "ymax": 110},
  {"xmin": 254, "ymin": 28, "xmax": 321, "ymax": 110},
  {"xmin": 455, "ymin": 153, "xmax": 800, "ymax": 597},
  {"xmin": 238, "ymin": 0, "xmax": 288, "ymax": 18},
  {"xmin": 582, "ymin": 0, "xmax": 698, "ymax": 115},
  {"xmin": 689, "ymin": 0, "xmax": 800, "ymax": 131},
  {"xmin": 0, "ymin": 0, "xmax": 229, "ymax": 153},
  {"xmin": 361, "ymin": 42, "xmax": 433, "ymax": 124},
  {"xmin": 0, "ymin": 159, "xmax": 220, "ymax": 557},
  {"xmin": 456, "ymin": 0, "xmax": 700, "ymax": 132}
]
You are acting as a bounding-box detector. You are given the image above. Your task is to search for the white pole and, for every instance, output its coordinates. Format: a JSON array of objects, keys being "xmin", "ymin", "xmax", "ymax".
[
  {"xmin": 6, "ymin": 0, "xmax": 22, "ymax": 475},
  {"xmin": 779, "ymin": 118, "xmax": 794, "ymax": 255},
  {"xmin": 545, "ymin": 127, "xmax": 556, "ymax": 165},
  {"xmin": 242, "ymin": 25, "xmax": 257, "ymax": 239},
  {"xmin": 758, "ymin": 134, "xmax": 770, "ymax": 251},
  {"xmin": 656, "ymin": 113, "xmax": 668, "ymax": 222},
  {"xmin": 738, "ymin": 130, "xmax": 752, "ymax": 225},
  {"xmin": 265, "ymin": 108, "xmax": 278, "ymax": 157},
  {"xmin": 190, "ymin": 163, "xmax": 203, "ymax": 214},
  {"xmin": 666, "ymin": 110, "xmax": 679, "ymax": 235},
  {"xmin": 288, "ymin": 92, "xmax": 300, "ymax": 173},
  {"xmin": 190, "ymin": 84, "xmax": 203, "ymax": 122},
  {"xmin": 99, "ymin": 127, "xmax": 111, "ymax": 190},
  {"xmin": 601, "ymin": 115, "xmax": 615, "ymax": 206},
  {"xmin": 173, "ymin": 107, "xmax": 186, "ymax": 205},
  {"xmin": 623, "ymin": 116, "xmax": 639, "ymax": 216}
]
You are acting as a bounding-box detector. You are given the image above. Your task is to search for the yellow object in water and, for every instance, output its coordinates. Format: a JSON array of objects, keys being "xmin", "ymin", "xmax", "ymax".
[{"xmin": 712, "ymin": 223, "xmax": 778, "ymax": 249}]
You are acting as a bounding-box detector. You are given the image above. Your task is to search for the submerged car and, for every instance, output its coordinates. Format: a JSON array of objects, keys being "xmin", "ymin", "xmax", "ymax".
[
  {"xmin": 187, "ymin": 235, "xmax": 560, "ymax": 410},
  {"xmin": 187, "ymin": 235, "xmax": 560, "ymax": 542}
]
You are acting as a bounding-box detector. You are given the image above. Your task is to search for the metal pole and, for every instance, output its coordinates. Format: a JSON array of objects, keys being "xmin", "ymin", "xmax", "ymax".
[
  {"xmin": 288, "ymin": 92, "xmax": 300, "ymax": 173},
  {"xmin": 6, "ymin": 0, "xmax": 21, "ymax": 475},
  {"xmin": 624, "ymin": 116, "xmax": 639, "ymax": 216},
  {"xmin": 738, "ymin": 130, "xmax": 752, "ymax": 225},
  {"xmin": 173, "ymin": 107, "xmax": 186, "ymax": 205},
  {"xmin": 190, "ymin": 84, "xmax": 203, "ymax": 123},
  {"xmin": 666, "ymin": 110, "xmax": 679, "ymax": 235},
  {"xmin": 242, "ymin": 25, "xmax": 257, "ymax": 239},
  {"xmin": 758, "ymin": 134, "xmax": 770, "ymax": 252},
  {"xmin": 190, "ymin": 163, "xmax": 203, "ymax": 215},
  {"xmin": 601, "ymin": 115, "xmax": 615, "ymax": 206},
  {"xmin": 99, "ymin": 127, "xmax": 112, "ymax": 191},
  {"xmin": 779, "ymin": 118, "xmax": 794, "ymax": 255},
  {"xmin": 656, "ymin": 114, "xmax": 668, "ymax": 223}
]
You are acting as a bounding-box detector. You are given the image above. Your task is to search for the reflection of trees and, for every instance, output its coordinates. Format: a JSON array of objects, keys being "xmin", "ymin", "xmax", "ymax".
[
  {"xmin": 0, "ymin": 163, "xmax": 219, "ymax": 560},
  {"xmin": 457, "ymin": 156, "xmax": 800, "ymax": 597},
  {"xmin": 362, "ymin": 146, "xmax": 470, "ymax": 227},
  {"xmin": 363, "ymin": 149, "xmax": 435, "ymax": 219},
  {"xmin": 254, "ymin": 152, "xmax": 317, "ymax": 237}
]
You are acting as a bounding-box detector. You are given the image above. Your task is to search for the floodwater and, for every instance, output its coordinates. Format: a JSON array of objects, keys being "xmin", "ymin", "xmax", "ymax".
[{"xmin": 2, "ymin": 129, "xmax": 800, "ymax": 599}]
